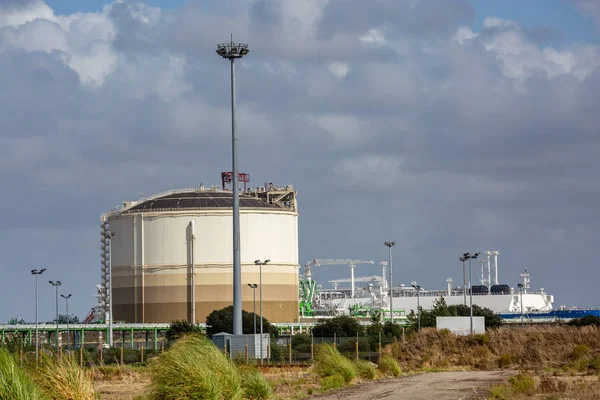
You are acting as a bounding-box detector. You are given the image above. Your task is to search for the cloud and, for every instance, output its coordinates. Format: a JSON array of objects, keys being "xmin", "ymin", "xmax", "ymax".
[
  {"xmin": 1, "ymin": 0, "xmax": 600, "ymax": 322},
  {"xmin": 573, "ymin": 0, "xmax": 600, "ymax": 26}
]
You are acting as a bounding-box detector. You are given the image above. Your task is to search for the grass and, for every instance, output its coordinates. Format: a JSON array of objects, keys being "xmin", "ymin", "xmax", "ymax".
[
  {"xmin": 238, "ymin": 366, "xmax": 272, "ymax": 399},
  {"xmin": 353, "ymin": 359, "xmax": 377, "ymax": 380},
  {"xmin": 0, "ymin": 347, "xmax": 45, "ymax": 400},
  {"xmin": 320, "ymin": 374, "xmax": 345, "ymax": 390},
  {"xmin": 313, "ymin": 344, "xmax": 356, "ymax": 384},
  {"xmin": 378, "ymin": 355, "xmax": 401, "ymax": 377},
  {"xmin": 508, "ymin": 371, "xmax": 535, "ymax": 395},
  {"xmin": 31, "ymin": 352, "xmax": 96, "ymax": 400},
  {"xmin": 147, "ymin": 334, "xmax": 242, "ymax": 400}
]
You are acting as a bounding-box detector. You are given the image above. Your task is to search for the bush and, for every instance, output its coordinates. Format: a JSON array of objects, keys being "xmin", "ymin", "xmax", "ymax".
[
  {"xmin": 313, "ymin": 344, "xmax": 356, "ymax": 384},
  {"xmin": 0, "ymin": 346, "xmax": 45, "ymax": 400},
  {"xmin": 239, "ymin": 367, "xmax": 272, "ymax": 400},
  {"xmin": 353, "ymin": 359, "xmax": 376, "ymax": 379},
  {"xmin": 508, "ymin": 372, "xmax": 535, "ymax": 395},
  {"xmin": 568, "ymin": 315, "xmax": 600, "ymax": 327},
  {"xmin": 570, "ymin": 344, "xmax": 590, "ymax": 360},
  {"xmin": 468, "ymin": 334, "xmax": 490, "ymax": 346},
  {"xmin": 31, "ymin": 352, "xmax": 95, "ymax": 400},
  {"xmin": 165, "ymin": 320, "xmax": 203, "ymax": 342},
  {"xmin": 320, "ymin": 374, "xmax": 345, "ymax": 390},
  {"xmin": 147, "ymin": 334, "xmax": 242, "ymax": 400},
  {"xmin": 378, "ymin": 355, "xmax": 401, "ymax": 377},
  {"xmin": 497, "ymin": 354, "xmax": 513, "ymax": 368}
]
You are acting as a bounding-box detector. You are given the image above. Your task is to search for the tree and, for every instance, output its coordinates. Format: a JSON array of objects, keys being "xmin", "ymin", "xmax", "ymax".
[
  {"xmin": 205, "ymin": 306, "xmax": 276, "ymax": 337},
  {"xmin": 568, "ymin": 315, "xmax": 600, "ymax": 327},
  {"xmin": 58, "ymin": 314, "xmax": 79, "ymax": 324},
  {"xmin": 407, "ymin": 297, "xmax": 503, "ymax": 330},
  {"xmin": 166, "ymin": 320, "xmax": 203, "ymax": 341},
  {"xmin": 311, "ymin": 316, "xmax": 364, "ymax": 337}
]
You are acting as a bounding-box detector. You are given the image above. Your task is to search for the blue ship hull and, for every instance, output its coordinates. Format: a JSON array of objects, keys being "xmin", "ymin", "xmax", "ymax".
[{"xmin": 499, "ymin": 309, "xmax": 600, "ymax": 321}]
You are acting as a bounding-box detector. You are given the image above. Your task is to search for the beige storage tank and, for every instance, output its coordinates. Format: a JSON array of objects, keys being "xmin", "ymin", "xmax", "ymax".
[{"xmin": 100, "ymin": 183, "xmax": 299, "ymax": 324}]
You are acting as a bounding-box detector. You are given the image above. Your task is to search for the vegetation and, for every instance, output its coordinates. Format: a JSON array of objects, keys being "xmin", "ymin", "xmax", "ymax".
[
  {"xmin": 568, "ymin": 315, "xmax": 600, "ymax": 327},
  {"xmin": 378, "ymin": 355, "xmax": 401, "ymax": 377},
  {"xmin": 32, "ymin": 352, "xmax": 96, "ymax": 400},
  {"xmin": 313, "ymin": 344, "xmax": 356, "ymax": 384},
  {"xmin": 147, "ymin": 334, "xmax": 242, "ymax": 400},
  {"xmin": 406, "ymin": 297, "xmax": 503, "ymax": 330},
  {"xmin": 353, "ymin": 359, "xmax": 377, "ymax": 379},
  {"xmin": 238, "ymin": 367, "xmax": 272, "ymax": 400},
  {"xmin": 319, "ymin": 374, "xmax": 345, "ymax": 390},
  {"xmin": 311, "ymin": 316, "xmax": 363, "ymax": 337},
  {"xmin": 165, "ymin": 320, "xmax": 203, "ymax": 342},
  {"xmin": 0, "ymin": 347, "xmax": 45, "ymax": 400},
  {"xmin": 205, "ymin": 306, "xmax": 276, "ymax": 337}
]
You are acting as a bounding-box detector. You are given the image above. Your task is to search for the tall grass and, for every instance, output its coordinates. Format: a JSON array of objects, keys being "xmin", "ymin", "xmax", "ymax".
[
  {"xmin": 31, "ymin": 352, "xmax": 96, "ymax": 400},
  {"xmin": 378, "ymin": 355, "xmax": 401, "ymax": 377},
  {"xmin": 238, "ymin": 366, "xmax": 272, "ymax": 399},
  {"xmin": 353, "ymin": 359, "xmax": 376, "ymax": 379},
  {"xmin": 0, "ymin": 347, "xmax": 45, "ymax": 400},
  {"xmin": 313, "ymin": 344, "xmax": 356, "ymax": 384},
  {"xmin": 147, "ymin": 334, "xmax": 242, "ymax": 400}
]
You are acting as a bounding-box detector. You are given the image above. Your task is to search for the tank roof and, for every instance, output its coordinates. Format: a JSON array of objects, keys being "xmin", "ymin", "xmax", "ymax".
[{"xmin": 124, "ymin": 191, "xmax": 281, "ymax": 213}]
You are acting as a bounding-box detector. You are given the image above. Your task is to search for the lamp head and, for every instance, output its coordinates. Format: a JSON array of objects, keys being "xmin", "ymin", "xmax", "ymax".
[{"xmin": 264, "ymin": 259, "xmax": 270, "ymax": 264}]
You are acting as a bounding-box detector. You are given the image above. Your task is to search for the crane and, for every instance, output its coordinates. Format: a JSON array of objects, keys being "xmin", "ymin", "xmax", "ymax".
[
  {"xmin": 305, "ymin": 259, "xmax": 375, "ymax": 298},
  {"xmin": 328, "ymin": 275, "xmax": 384, "ymax": 290}
]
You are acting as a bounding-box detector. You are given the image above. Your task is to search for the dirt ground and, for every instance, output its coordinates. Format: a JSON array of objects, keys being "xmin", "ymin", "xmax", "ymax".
[{"xmin": 310, "ymin": 371, "xmax": 515, "ymax": 400}]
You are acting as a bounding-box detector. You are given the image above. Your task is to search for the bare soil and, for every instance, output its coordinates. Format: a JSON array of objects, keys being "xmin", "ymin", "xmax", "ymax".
[{"xmin": 309, "ymin": 371, "xmax": 515, "ymax": 400}]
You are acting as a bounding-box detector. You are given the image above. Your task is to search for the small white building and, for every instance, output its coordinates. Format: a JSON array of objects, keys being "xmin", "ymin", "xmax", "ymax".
[{"xmin": 436, "ymin": 316, "xmax": 485, "ymax": 335}]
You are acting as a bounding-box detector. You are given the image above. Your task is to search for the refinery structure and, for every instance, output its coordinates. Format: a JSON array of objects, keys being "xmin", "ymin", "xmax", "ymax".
[{"xmin": 99, "ymin": 173, "xmax": 299, "ymax": 324}]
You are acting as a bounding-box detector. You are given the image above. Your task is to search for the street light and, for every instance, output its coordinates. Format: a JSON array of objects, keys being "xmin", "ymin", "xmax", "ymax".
[
  {"xmin": 217, "ymin": 37, "xmax": 250, "ymax": 336},
  {"xmin": 464, "ymin": 252, "xmax": 480, "ymax": 335},
  {"xmin": 384, "ymin": 241, "xmax": 396, "ymax": 323},
  {"xmin": 254, "ymin": 259, "xmax": 269, "ymax": 364},
  {"xmin": 49, "ymin": 281, "xmax": 62, "ymax": 350},
  {"xmin": 517, "ymin": 283, "xmax": 524, "ymax": 328},
  {"xmin": 103, "ymin": 230, "xmax": 116, "ymax": 347},
  {"xmin": 411, "ymin": 282, "xmax": 421, "ymax": 331},
  {"xmin": 61, "ymin": 294, "xmax": 72, "ymax": 351},
  {"xmin": 31, "ymin": 268, "xmax": 46, "ymax": 366},
  {"xmin": 247, "ymin": 283, "xmax": 258, "ymax": 335},
  {"xmin": 458, "ymin": 255, "xmax": 467, "ymax": 306}
]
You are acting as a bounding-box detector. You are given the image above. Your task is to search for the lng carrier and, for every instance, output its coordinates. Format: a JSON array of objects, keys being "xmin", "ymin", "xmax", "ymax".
[{"xmin": 299, "ymin": 251, "xmax": 561, "ymax": 320}]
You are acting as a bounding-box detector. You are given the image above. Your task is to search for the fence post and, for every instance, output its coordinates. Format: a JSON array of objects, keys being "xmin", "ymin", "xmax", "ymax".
[
  {"xmin": 79, "ymin": 346, "xmax": 83, "ymax": 368},
  {"xmin": 378, "ymin": 331, "xmax": 382, "ymax": 361},
  {"xmin": 288, "ymin": 340, "xmax": 292, "ymax": 366},
  {"xmin": 161, "ymin": 341, "xmax": 164, "ymax": 354},
  {"xmin": 120, "ymin": 346, "xmax": 124, "ymax": 365},
  {"xmin": 140, "ymin": 346, "xmax": 144, "ymax": 363},
  {"xmin": 310, "ymin": 333, "xmax": 314, "ymax": 361},
  {"xmin": 355, "ymin": 332, "xmax": 359, "ymax": 360},
  {"xmin": 245, "ymin": 336, "xmax": 249, "ymax": 364},
  {"xmin": 267, "ymin": 343, "xmax": 270, "ymax": 362},
  {"xmin": 99, "ymin": 346, "xmax": 103, "ymax": 366},
  {"xmin": 333, "ymin": 332, "xmax": 336, "ymax": 349}
]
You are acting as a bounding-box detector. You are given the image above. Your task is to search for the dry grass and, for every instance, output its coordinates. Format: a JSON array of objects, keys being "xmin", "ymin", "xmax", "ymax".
[
  {"xmin": 489, "ymin": 372, "xmax": 600, "ymax": 399},
  {"xmin": 389, "ymin": 326, "xmax": 600, "ymax": 372},
  {"xmin": 31, "ymin": 352, "xmax": 96, "ymax": 400}
]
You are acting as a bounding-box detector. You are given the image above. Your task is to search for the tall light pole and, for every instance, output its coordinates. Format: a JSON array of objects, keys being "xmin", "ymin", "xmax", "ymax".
[
  {"xmin": 104, "ymin": 231, "xmax": 116, "ymax": 347},
  {"xmin": 464, "ymin": 252, "xmax": 480, "ymax": 335},
  {"xmin": 247, "ymin": 283, "xmax": 257, "ymax": 335},
  {"xmin": 459, "ymin": 256, "xmax": 467, "ymax": 306},
  {"xmin": 384, "ymin": 241, "xmax": 396, "ymax": 323},
  {"xmin": 517, "ymin": 283, "xmax": 524, "ymax": 328},
  {"xmin": 255, "ymin": 259, "xmax": 269, "ymax": 364},
  {"xmin": 411, "ymin": 282, "xmax": 421, "ymax": 331},
  {"xmin": 49, "ymin": 281, "xmax": 62, "ymax": 350},
  {"xmin": 216, "ymin": 37, "xmax": 249, "ymax": 336},
  {"xmin": 31, "ymin": 268, "xmax": 46, "ymax": 367},
  {"xmin": 61, "ymin": 294, "xmax": 72, "ymax": 351}
]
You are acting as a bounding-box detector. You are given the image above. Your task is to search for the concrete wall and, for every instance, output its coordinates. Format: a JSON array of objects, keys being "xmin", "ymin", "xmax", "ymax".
[{"xmin": 436, "ymin": 316, "xmax": 485, "ymax": 335}]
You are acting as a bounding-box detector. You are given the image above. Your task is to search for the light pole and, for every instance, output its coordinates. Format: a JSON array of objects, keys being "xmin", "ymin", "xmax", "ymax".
[
  {"xmin": 255, "ymin": 259, "xmax": 269, "ymax": 364},
  {"xmin": 31, "ymin": 268, "xmax": 46, "ymax": 367},
  {"xmin": 49, "ymin": 281, "xmax": 62, "ymax": 350},
  {"xmin": 517, "ymin": 283, "xmax": 524, "ymax": 328},
  {"xmin": 459, "ymin": 256, "xmax": 467, "ymax": 306},
  {"xmin": 61, "ymin": 294, "xmax": 72, "ymax": 351},
  {"xmin": 104, "ymin": 231, "xmax": 115, "ymax": 347},
  {"xmin": 411, "ymin": 282, "xmax": 421, "ymax": 331},
  {"xmin": 464, "ymin": 252, "xmax": 480, "ymax": 335},
  {"xmin": 247, "ymin": 283, "xmax": 257, "ymax": 335},
  {"xmin": 216, "ymin": 37, "xmax": 249, "ymax": 336},
  {"xmin": 384, "ymin": 241, "xmax": 396, "ymax": 323}
]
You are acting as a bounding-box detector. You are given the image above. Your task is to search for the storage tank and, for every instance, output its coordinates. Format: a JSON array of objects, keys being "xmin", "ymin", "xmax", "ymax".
[{"xmin": 100, "ymin": 181, "xmax": 299, "ymax": 324}]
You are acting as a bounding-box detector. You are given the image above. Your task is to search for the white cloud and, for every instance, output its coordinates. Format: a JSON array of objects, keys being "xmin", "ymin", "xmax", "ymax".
[
  {"xmin": 359, "ymin": 28, "xmax": 385, "ymax": 44},
  {"xmin": 328, "ymin": 62, "xmax": 350, "ymax": 79},
  {"xmin": 0, "ymin": 0, "xmax": 57, "ymax": 28},
  {"xmin": 454, "ymin": 27, "xmax": 476, "ymax": 44}
]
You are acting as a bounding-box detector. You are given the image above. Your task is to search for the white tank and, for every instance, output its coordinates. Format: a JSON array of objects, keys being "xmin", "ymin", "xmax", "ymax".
[{"xmin": 100, "ymin": 185, "xmax": 299, "ymax": 324}]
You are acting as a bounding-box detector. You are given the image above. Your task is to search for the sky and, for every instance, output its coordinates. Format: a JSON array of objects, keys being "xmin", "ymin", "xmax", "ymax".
[{"xmin": 1, "ymin": 0, "xmax": 600, "ymax": 323}]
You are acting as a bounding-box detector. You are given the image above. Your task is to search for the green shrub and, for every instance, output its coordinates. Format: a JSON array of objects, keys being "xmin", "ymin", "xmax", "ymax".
[
  {"xmin": 32, "ymin": 352, "xmax": 95, "ymax": 400},
  {"xmin": 147, "ymin": 334, "xmax": 242, "ymax": 400},
  {"xmin": 238, "ymin": 367, "xmax": 272, "ymax": 400},
  {"xmin": 320, "ymin": 374, "xmax": 345, "ymax": 390},
  {"xmin": 313, "ymin": 345, "xmax": 356, "ymax": 384},
  {"xmin": 588, "ymin": 357, "xmax": 600, "ymax": 371},
  {"xmin": 378, "ymin": 355, "xmax": 401, "ymax": 377},
  {"xmin": 468, "ymin": 334, "xmax": 489, "ymax": 346},
  {"xmin": 353, "ymin": 359, "xmax": 376, "ymax": 379},
  {"xmin": 0, "ymin": 347, "xmax": 45, "ymax": 400},
  {"xmin": 509, "ymin": 371, "xmax": 535, "ymax": 395},
  {"xmin": 488, "ymin": 384, "xmax": 510, "ymax": 399},
  {"xmin": 570, "ymin": 344, "xmax": 590, "ymax": 360},
  {"xmin": 497, "ymin": 353, "xmax": 513, "ymax": 368}
]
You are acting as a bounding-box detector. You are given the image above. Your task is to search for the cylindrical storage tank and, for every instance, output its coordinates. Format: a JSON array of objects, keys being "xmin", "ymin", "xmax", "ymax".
[{"xmin": 102, "ymin": 188, "xmax": 299, "ymax": 323}]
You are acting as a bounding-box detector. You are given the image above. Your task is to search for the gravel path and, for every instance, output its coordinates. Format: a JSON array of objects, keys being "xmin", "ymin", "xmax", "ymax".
[{"xmin": 310, "ymin": 371, "xmax": 515, "ymax": 400}]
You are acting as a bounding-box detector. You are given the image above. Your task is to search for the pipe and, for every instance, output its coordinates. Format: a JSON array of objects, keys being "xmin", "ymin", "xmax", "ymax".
[
  {"xmin": 350, "ymin": 264, "xmax": 355, "ymax": 298},
  {"xmin": 487, "ymin": 252, "xmax": 491, "ymax": 294},
  {"xmin": 141, "ymin": 214, "xmax": 145, "ymax": 323},
  {"xmin": 494, "ymin": 252, "xmax": 499, "ymax": 285},
  {"xmin": 190, "ymin": 220, "xmax": 196, "ymax": 324}
]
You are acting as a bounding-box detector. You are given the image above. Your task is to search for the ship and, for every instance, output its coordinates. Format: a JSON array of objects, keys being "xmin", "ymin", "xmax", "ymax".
[{"xmin": 299, "ymin": 252, "xmax": 559, "ymax": 321}]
